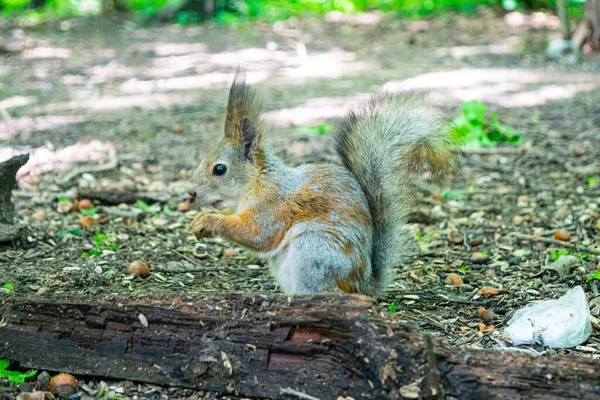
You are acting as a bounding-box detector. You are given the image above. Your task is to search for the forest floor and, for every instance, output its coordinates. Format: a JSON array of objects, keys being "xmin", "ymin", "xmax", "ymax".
[{"xmin": 1, "ymin": 10, "xmax": 600, "ymax": 399}]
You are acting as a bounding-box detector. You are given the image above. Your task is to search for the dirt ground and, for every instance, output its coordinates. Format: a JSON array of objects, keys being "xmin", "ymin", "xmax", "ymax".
[{"xmin": 1, "ymin": 10, "xmax": 600, "ymax": 399}]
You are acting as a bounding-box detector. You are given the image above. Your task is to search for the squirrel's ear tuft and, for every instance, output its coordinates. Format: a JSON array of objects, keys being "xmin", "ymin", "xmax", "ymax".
[
  {"xmin": 239, "ymin": 117, "xmax": 261, "ymax": 162},
  {"xmin": 224, "ymin": 73, "xmax": 264, "ymax": 144}
]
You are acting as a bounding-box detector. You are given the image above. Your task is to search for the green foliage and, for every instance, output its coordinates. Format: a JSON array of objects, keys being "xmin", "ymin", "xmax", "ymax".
[
  {"xmin": 588, "ymin": 177, "xmax": 597, "ymax": 187},
  {"xmin": 452, "ymin": 100, "xmax": 521, "ymax": 149},
  {"xmin": 137, "ymin": 200, "xmax": 159, "ymax": 214},
  {"xmin": 56, "ymin": 229, "xmax": 84, "ymax": 239},
  {"xmin": 586, "ymin": 270, "xmax": 600, "ymax": 283},
  {"xmin": 389, "ymin": 301, "xmax": 396, "ymax": 313},
  {"xmin": 296, "ymin": 123, "xmax": 334, "ymax": 136},
  {"xmin": 2, "ymin": 283, "xmax": 14, "ymax": 291},
  {"xmin": 0, "ymin": 360, "xmax": 36, "ymax": 384},
  {"xmin": 58, "ymin": 196, "xmax": 71, "ymax": 203},
  {"xmin": 94, "ymin": 232, "xmax": 118, "ymax": 251},
  {"xmin": 82, "ymin": 232, "xmax": 117, "ymax": 257},
  {"xmin": 2, "ymin": 0, "xmax": 585, "ymax": 23},
  {"xmin": 80, "ymin": 207, "xmax": 97, "ymax": 217},
  {"xmin": 458, "ymin": 265, "xmax": 471, "ymax": 272},
  {"xmin": 550, "ymin": 248, "xmax": 569, "ymax": 261},
  {"xmin": 98, "ymin": 388, "xmax": 126, "ymax": 400}
]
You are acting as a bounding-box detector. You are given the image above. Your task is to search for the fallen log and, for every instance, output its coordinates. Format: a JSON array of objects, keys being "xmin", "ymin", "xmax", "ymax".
[{"xmin": 1, "ymin": 294, "xmax": 599, "ymax": 400}]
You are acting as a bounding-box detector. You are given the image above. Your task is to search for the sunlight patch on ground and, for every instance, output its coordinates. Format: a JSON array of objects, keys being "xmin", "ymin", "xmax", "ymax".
[
  {"xmin": 265, "ymin": 94, "xmax": 368, "ymax": 126},
  {"xmin": 22, "ymin": 47, "xmax": 72, "ymax": 59},
  {"xmin": 132, "ymin": 42, "xmax": 208, "ymax": 56},
  {"xmin": 121, "ymin": 49, "xmax": 371, "ymax": 92},
  {"xmin": 0, "ymin": 140, "xmax": 115, "ymax": 181},
  {"xmin": 0, "ymin": 116, "xmax": 87, "ymax": 139},
  {"xmin": 42, "ymin": 93, "xmax": 197, "ymax": 112},
  {"xmin": 0, "ymin": 96, "xmax": 37, "ymax": 109},
  {"xmin": 384, "ymin": 68, "xmax": 600, "ymax": 107}
]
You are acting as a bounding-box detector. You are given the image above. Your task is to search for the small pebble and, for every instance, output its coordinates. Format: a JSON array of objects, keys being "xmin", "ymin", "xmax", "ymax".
[
  {"xmin": 449, "ymin": 233, "xmax": 464, "ymax": 244},
  {"xmin": 512, "ymin": 215, "xmax": 524, "ymax": 225},
  {"xmin": 37, "ymin": 371, "xmax": 51, "ymax": 390},
  {"xmin": 471, "ymin": 252, "xmax": 490, "ymax": 264},
  {"xmin": 508, "ymin": 256, "xmax": 521, "ymax": 266},
  {"xmin": 36, "ymin": 287, "xmax": 49, "ymax": 296},
  {"xmin": 31, "ymin": 211, "xmax": 45, "ymax": 220}
]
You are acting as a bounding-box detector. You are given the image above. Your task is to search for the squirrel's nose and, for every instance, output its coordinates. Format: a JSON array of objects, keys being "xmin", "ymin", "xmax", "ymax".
[{"xmin": 186, "ymin": 184, "xmax": 197, "ymax": 198}]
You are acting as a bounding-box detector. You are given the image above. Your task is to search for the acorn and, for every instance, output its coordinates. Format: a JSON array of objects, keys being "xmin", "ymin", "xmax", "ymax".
[
  {"xmin": 553, "ymin": 229, "xmax": 570, "ymax": 242},
  {"xmin": 77, "ymin": 216, "xmax": 94, "ymax": 227},
  {"xmin": 480, "ymin": 286, "xmax": 500, "ymax": 297},
  {"xmin": 444, "ymin": 273, "xmax": 463, "ymax": 286},
  {"xmin": 48, "ymin": 373, "xmax": 77, "ymax": 396},
  {"xmin": 481, "ymin": 309, "xmax": 495, "ymax": 321},
  {"xmin": 223, "ymin": 248, "xmax": 236, "ymax": 257},
  {"xmin": 128, "ymin": 260, "xmax": 150, "ymax": 279},
  {"xmin": 177, "ymin": 202, "xmax": 190, "ymax": 212},
  {"xmin": 78, "ymin": 199, "xmax": 93, "ymax": 209}
]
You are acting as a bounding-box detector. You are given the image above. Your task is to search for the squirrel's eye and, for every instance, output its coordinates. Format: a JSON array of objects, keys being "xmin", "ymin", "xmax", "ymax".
[{"xmin": 212, "ymin": 164, "xmax": 227, "ymax": 176}]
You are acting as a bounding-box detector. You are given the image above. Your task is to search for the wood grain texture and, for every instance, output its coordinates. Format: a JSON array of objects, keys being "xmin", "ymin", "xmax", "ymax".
[{"xmin": 1, "ymin": 293, "xmax": 599, "ymax": 399}]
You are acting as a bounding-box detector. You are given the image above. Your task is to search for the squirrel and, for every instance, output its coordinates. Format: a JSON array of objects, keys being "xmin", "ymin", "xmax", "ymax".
[{"xmin": 187, "ymin": 74, "xmax": 459, "ymax": 297}]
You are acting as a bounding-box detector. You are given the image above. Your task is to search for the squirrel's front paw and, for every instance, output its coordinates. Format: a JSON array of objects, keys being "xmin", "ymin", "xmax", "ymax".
[{"xmin": 190, "ymin": 214, "xmax": 216, "ymax": 240}]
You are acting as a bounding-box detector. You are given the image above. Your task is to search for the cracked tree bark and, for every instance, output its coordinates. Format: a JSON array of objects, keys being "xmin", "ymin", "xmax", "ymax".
[
  {"xmin": 0, "ymin": 154, "xmax": 29, "ymax": 242},
  {"xmin": 1, "ymin": 293, "xmax": 599, "ymax": 400},
  {"xmin": 574, "ymin": 0, "xmax": 600, "ymax": 51}
]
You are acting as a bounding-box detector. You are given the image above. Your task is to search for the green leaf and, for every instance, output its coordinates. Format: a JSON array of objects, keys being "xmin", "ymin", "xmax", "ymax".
[
  {"xmin": 58, "ymin": 197, "xmax": 71, "ymax": 203},
  {"xmin": 56, "ymin": 229, "xmax": 84, "ymax": 238},
  {"xmin": 2, "ymin": 283, "xmax": 14, "ymax": 291},
  {"xmin": 588, "ymin": 177, "xmax": 597, "ymax": 186},
  {"xmin": 163, "ymin": 205, "xmax": 173, "ymax": 215},
  {"xmin": 550, "ymin": 249, "xmax": 569, "ymax": 262},
  {"xmin": 586, "ymin": 270, "xmax": 600, "ymax": 283},
  {"xmin": 93, "ymin": 233, "xmax": 118, "ymax": 251},
  {"xmin": 0, "ymin": 359, "xmax": 37, "ymax": 384},
  {"xmin": 389, "ymin": 302, "xmax": 396, "ymax": 313},
  {"xmin": 458, "ymin": 265, "xmax": 471, "ymax": 272},
  {"xmin": 80, "ymin": 207, "xmax": 97, "ymax": 217},
  {"xmin": 137, "ymin": 200, "xmax": 150, "ymax": 212}
]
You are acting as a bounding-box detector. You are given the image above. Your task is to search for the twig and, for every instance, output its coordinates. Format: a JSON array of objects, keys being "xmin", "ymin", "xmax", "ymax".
[
  {"xmin": 172, "ymin": 249, "xmax": 200, "ymax": 266},
  {"xmin": 279, "ymin": 387, "xmax": 321, "ymax": 400},
  {"xmin": 511, "ymin": 233, "xmax": 600, "ymax": 255},
  {"xmin": 59, "ymin": 145, "xmax": 118, "ymax": 185}
]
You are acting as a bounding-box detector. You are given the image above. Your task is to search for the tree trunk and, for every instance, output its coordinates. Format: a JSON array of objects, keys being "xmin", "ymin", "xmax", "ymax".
[
  {"xmin": 574, "ymin": 0, "xmax": 600, "ymax": 51},
  {"xmin": 1, "ymin": 294, "xmax": 599, "ymax": 399},
  {"xmin": 0, "ymin": 154, "xmax": 28, "ymax": 242}
]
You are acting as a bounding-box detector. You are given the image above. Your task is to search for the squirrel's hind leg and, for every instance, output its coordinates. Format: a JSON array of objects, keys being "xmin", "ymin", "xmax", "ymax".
[{"xmin": 271, "ymin": 232, "xmax": 355, "ymax": 295}]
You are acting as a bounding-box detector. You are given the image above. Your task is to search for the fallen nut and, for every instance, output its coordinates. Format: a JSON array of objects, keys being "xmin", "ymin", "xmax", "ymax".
[
  {"xmin": 480, "ymin": 286, "xmax": 500, "ymax": 297},
  {"xmin": 48, "ymin": 373, "xmax": 77, "ymax": 396},
  {"xmin": 128, "ymin": 260, "xmax": 150, "ymax": 279},
  {"xmin": 553, "ymin": 229, "xmax": 570, "ymax": 242},
  {"xmin": 444, "ymin": 273, "xmax": 463, "ymax": 286}
]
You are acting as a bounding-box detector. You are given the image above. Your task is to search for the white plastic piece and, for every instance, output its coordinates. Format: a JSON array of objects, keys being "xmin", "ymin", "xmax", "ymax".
[{"xmin": 504, "ymin": 286, "xmax": 592, "ymax": 348}]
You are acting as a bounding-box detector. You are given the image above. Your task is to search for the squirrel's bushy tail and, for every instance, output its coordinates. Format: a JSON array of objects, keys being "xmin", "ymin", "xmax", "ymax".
[{"xmin": 335, "ymin": 91, "xmax": 459, "ymax": 295}]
